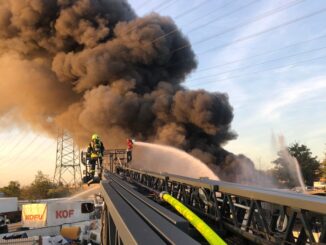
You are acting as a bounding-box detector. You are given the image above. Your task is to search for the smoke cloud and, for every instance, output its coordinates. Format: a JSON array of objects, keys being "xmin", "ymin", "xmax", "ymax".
[{"xmin": 0, "ymin": 0, "xmax": 251, "ymax": 182}]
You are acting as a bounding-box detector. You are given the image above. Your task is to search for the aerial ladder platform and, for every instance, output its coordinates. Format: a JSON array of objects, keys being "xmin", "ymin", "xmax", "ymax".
[{"xmin": 97, "ymin": 149, "xmax": 326, "ymax": 245}]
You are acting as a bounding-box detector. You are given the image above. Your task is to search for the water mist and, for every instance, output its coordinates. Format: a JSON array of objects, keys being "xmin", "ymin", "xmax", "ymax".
[
  {"xmin": 272, "ymin": 134, "xmax": 306, "ymax": 193},
  {"xmin": 131, "ymin": 142, "xmax": 219, "ymax": 180}
]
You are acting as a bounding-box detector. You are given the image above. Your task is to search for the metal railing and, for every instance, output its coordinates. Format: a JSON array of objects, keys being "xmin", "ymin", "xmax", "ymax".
[
  {"xmin": 115, "ymin": 166, "xmax": 326, "ymax": 245},
  {"xmin": 105, "ymin": 149, "xmax": 128, "ymax": 172}
]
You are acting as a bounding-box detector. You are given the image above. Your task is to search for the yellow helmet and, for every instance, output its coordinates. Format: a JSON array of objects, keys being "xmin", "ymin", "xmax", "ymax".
[{"xmin": 92, "ymin": 134, "xmax": 99, "ymax": 141}]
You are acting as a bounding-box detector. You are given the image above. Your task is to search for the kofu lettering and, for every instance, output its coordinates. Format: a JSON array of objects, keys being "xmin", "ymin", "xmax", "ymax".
[{"xmin": 25, "ymin": 214, "xmax": 43, "ymax": 221}]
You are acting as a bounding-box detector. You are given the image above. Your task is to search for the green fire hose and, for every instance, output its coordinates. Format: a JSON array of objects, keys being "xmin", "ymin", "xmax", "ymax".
[{"xmin": 160, "ymin": 192, "xmax": 227, "ymax": 245}]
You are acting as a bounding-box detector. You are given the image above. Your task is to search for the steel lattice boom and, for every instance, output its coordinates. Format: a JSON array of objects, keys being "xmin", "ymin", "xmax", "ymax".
[{"xmin": 98, "ymin": 149, "xmax": 326, "ymax": 245}]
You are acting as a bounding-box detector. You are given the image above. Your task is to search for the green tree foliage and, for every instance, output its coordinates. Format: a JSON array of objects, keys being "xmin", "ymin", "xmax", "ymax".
[
  {"xmin": 272, "ymin": 143, "xmax": 320, "ymax": 187},
  {"xmin": 1, "ymin": 171, "xmax": 72, "ymax": 200},
  {"xmin": 321, "ymin": 153, "xmax": 326, "ymax": 179},
  {"xmin": 47, "ymin": 184, "xmax": 71, "ymax": 198},
  {"xmin": 20, "ymin": 171, "xmax": 57, "ymax": 200},
  {"xmin": 0, "ymin": 181, "xmax": 21, "ymax": 197}
]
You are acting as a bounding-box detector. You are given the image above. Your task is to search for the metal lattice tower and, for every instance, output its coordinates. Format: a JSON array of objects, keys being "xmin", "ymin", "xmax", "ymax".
[{"xmin": 53, "ymin": 130, "xmax": 82, "ymax": 187}]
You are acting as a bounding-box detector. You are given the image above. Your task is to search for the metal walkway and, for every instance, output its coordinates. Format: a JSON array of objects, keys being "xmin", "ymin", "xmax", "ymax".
[{"xmin": 101, "ymin": 171, "xmax": 199, "ymax": 245}]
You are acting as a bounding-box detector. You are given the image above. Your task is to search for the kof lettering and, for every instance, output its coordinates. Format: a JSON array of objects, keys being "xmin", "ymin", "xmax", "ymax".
[{"xmin": 56, "ymin": 209, "xmax": 74, "ymax": 219}]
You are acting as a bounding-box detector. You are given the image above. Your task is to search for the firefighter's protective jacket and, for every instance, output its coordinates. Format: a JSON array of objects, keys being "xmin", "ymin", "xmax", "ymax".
[{"xmin": 87, "ymin": 140, "xmax": 105, "ymax": 159}]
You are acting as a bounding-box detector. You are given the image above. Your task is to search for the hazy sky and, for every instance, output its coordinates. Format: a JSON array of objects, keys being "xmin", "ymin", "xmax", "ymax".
[{"xmin": 1, "ymin": 0, "xmax": 326, "ymax": 186}]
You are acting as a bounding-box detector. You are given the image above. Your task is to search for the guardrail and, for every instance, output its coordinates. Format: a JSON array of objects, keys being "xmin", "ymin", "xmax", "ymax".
[
  {"xmin": 105, "ymin": 149, "xmax": 128, "ymax": 172},
  {"xmin": 115, "ymin": 166, "xmax": 326, "ymax": 245}
]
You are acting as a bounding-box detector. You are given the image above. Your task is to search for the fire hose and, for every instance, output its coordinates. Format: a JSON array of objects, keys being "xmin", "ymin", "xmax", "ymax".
[{"xmin": 160, "ymin": 192, "xmax": 227, "ymax": 245}]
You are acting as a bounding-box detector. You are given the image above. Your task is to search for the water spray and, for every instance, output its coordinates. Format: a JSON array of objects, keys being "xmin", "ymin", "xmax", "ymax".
[{"xmin": 132, "ymin": 142, "xmax": 219, "ymax": 180}]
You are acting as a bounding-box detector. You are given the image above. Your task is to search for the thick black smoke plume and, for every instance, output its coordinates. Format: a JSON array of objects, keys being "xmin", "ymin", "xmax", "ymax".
[{"xmin": 0, "ymin": 0, "xmax": 258, "ymax": 182}]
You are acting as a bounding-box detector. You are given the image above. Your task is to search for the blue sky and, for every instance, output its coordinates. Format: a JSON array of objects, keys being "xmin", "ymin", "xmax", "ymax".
[
  {"xmin": 1, "ymin": 0, "xmax": 326, "ymax": 185},
  {"xmin": 136, "ymin": 0, "xmax": 326, "ymax": 168}
]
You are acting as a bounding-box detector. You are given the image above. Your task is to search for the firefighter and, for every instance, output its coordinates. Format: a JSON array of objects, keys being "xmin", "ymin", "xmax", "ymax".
[
  {"xmin": 87, "ymin": 134, "xmax": 105, "ymax": 177},
  {"xmin": 126, "ymin": 138, "xmax": 133, "ymax": 163}
]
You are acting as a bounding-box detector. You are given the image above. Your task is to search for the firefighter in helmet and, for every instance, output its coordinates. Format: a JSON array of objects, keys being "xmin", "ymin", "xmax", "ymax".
[{"xmin": 87, "ymin": 134, "xmax": 105, "ymax": 177}]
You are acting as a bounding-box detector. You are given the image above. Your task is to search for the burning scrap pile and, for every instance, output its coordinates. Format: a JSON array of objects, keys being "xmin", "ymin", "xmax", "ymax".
[{"xmin": 0, "ymin": 0, "xmax": 257, "ymax": 183}]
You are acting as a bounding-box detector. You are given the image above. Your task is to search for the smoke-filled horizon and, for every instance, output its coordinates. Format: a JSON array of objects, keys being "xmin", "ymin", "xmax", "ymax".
[{"xmin": 0, "ymin": 0, "xmax": 262, "ymax": 183}]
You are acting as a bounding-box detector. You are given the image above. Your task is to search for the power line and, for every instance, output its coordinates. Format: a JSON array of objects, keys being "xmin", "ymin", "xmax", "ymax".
[
  {"xmin": 125, "ymin": 0, "xmax": 176, "ymax": 34},
  {"xmin": 126, "ymin": 0, "xmax": 213, "ymax": 37},
  {"xmin": 150, "ymin": 0, "xmax": 174, "ymax": 12},
  {"xmin": 188, "ymin": 45, "xmax": 326, "ymax": 82},
  {"xmin": 151, "ymin": 0, "xmax": 303, "ymax": 55},
  {"xmin": 188, "ymin": 54, "xmax": 326, "ymax": 88},
  {"xmin": 129, "ymin": 0, "xmax": 241, "ymax": 44},
  {"xmin": 172, "ymin": 6, "xmax": 326, "ymax": 54},
  {"xmin": 13, "ymin": 136, "xmax": 50, "ymax": 164},
  {"xmin": 0, "ymin": 134, "xmax": 39, "ymax": 169},
  {"xmin": 191, "ymin": 0, "xmax": 305, "ymax": 44},
  {"xmin": 19, "ymin": 138, "xmax": 56, "ymax": 172},
  {"xmin": 186, "ymin": 0, "xmax": 260, "ymax": 35},
  {"xmin": 0, "ymin": 129, "xmax": 17, "ymax": 153},
  {"xmin": 174, "ymin": 0, "xmax": 209, "ymax": 20},
  {"xmin": 157, "ymin": 0, "xmax": 177, "ymax": 12},
  {"xmin": 7, "ymin": 135, "xmax": 39, "ymax": 165},
  {"xmin": 0, "ymin": 129, "xmax": 15, "ymax": 148},
  {"xmin": 0, "ymin": 131, "xmax": 29, "ymax": 160},
  {"xmin": 196, "ymin": 33, "xmax": 326, "ymax": 72},
  {"xmin": 152, "ymin": 0, "xmax": 250, "ymax": 43},
  {"xmin": 181, "ymin": 0, "xmax": 236, "ymax": 29}
]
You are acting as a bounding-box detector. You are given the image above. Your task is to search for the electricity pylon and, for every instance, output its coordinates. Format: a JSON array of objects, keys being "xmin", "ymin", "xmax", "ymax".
[{"xmin": 53, "ymin": 130, "xmax": 82, "ymax": 187}]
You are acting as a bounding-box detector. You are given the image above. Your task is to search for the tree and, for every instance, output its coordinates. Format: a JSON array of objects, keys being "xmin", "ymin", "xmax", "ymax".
[
  {"xmin": 321, "ymin": 153, "xmax": 326, "ymax": 179},
  {"xmin": 1, "ymin": 171, "xmax": 73, "ymax": 200},
  {"xmin": 20, "ymin": 171, "xmax": 55, "ymax": 200},
  {"xmin": 47, "ymin": 185, "xmax": 71, "ymax": 198},
  {"xmin": 272, "ymin": 143, "xmax": 320, "ymax": 187},
  {"xmin": 20, "ymin": 171, "xmax": 72, "ymax": 200},
  {"xmin": 0, "ymin": 181, "xmax": 21, "ymax": 197}
]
